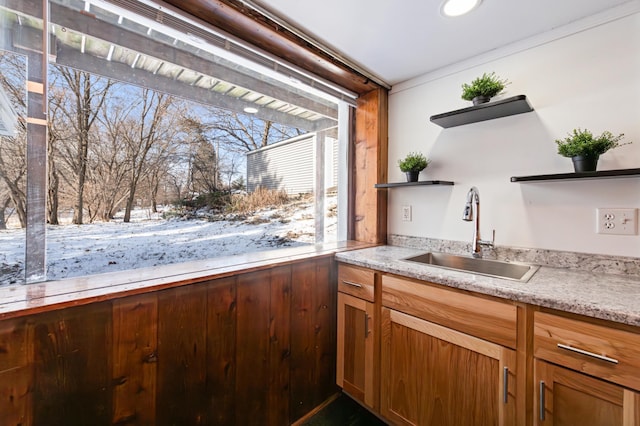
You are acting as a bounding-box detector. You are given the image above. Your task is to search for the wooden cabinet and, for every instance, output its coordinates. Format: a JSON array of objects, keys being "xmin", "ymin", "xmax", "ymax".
[
  {"xmin": 534, "ymin": 360, "xmax": 640, "ymax": 425},
  {"xmin": 336, "ymin": 264, "xmax": 377, "ymax": 409},
  {"xmin": 337, "ymin": 292, "xmax": 376, "ymax": 408},
  {"xmin": 336, "ymin": 262, "xmax": 640, "ymax": 425},
  {"xmin": 380, "ymin": 274, "xmax": 518, "ymax": 426},
  {"xmin": 534, "ymin": 310, "xmax": 640, "ymax": 426}
]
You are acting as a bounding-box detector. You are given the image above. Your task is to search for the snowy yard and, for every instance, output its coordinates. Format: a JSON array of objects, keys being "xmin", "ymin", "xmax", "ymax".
[{"xmin": 0, "ymin": 195, "xmax": 337, "ymax": 285}]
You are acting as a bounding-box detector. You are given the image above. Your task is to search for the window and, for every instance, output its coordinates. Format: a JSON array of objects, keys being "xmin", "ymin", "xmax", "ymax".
[
  {"xmin": 0, "ymin": 49, "xmax": 27, "ymax": 284},
  {"xmin": 0, "ymin": 0, "xmax": 354, "ymax": 284}
]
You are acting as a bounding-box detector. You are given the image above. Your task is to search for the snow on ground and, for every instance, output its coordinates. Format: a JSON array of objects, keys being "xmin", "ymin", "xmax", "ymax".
[{"xmin": 0, "ymin": 195, "xmax": 337, "ymax": 285}]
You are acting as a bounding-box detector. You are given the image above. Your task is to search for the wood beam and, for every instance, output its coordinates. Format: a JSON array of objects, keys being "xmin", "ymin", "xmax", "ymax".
[
  {"xmin": 46, "ymin": 2, "xmax": 338, "ymax": 120},
  {"xmin": 5, "ymin": 0, "xmax": 338, "ymax": 121},
  {"xmin": 13, "ymin": 2, "xmax": 48, "ymax": 282},
  {"xmin": 162, "ymin": 0, "xmax": 380, "ymax": 95},
  {"xmin": 54, "ymin": 45, "xmax": 334, "ymax": 132},
  {"xmin": 353, "ymin": 88, "xmax": 388, "ymax": 244}
]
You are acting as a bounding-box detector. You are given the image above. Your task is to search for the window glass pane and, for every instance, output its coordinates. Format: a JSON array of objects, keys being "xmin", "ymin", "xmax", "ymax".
[
  {"xmin": 0, "ymin": 1, "xmax": 31, "ymax": 285},
  {"xmin": 36, "ymin": 0, "xmax": 348, "ymax": 281}
]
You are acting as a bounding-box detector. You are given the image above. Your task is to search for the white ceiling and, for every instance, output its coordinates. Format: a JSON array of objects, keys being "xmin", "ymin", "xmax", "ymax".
[{"xmin": 253, "ymin": 0, "xmax": 635, "ymax": 86}]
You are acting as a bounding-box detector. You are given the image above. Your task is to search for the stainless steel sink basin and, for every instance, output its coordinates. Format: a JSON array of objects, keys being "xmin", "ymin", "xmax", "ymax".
[{"xmin": 403, "ymin": 252, "xmax": 539, "ymax": 282}]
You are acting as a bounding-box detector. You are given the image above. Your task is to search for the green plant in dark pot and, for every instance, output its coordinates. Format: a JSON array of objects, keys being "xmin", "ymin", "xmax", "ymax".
[
  {"xmin": 555, "ymin": 128, "xmax": 632, "ymax": 172},
  {"xmin": 398, "ymin": 152, "xmax": 430, "ymax": 182},
  {"xmin": 461, "ymin": 72, "xmax": 510, "ymax": 105}
]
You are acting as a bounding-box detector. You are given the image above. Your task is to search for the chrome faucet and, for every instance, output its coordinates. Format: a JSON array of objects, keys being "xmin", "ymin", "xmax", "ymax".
[{"xmin": 462, "ymin": 187, "xmax": 494, "ymax": 258}]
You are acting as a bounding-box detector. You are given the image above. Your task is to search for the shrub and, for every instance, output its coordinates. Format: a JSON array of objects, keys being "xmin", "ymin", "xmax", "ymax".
[
  {"xmin": 227, "ymin": 187, "xmax": 289, "ymax": 213},
  {"xmin": 555, "ymin": 129, "xmax": 631, "ymax": 157},
  {"xmin": 461, "ymin": 72, "xmax": 509, "ymax": 101},
  {"xmin": 398, "ymin": 152, "xmax": 430, "ymax": 172}
]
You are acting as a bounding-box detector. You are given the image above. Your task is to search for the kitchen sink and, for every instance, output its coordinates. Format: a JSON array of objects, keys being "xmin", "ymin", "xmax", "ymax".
[{"xmin": 402, "ymin": 252, "xmax": 539, "ymax": 282}]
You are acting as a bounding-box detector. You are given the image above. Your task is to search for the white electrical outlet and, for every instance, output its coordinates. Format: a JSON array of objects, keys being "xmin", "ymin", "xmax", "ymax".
[
  {"xmin": 402, "ymin": 205, "xmax": 412, "ymax": 222},
  {"xmin": 596, "ymin": 208, "xmax": 638, "ymax": 235}
]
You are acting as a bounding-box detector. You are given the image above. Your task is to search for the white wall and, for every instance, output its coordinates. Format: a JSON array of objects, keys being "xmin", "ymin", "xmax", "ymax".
[{"xmin": 388, "ymin": 11, "xmax": 640, "ymax": 257}]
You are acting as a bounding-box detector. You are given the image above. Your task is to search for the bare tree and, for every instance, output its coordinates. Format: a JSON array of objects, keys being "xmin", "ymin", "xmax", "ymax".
[
  {"xmin": 53, "ymin": 66, "xmax": 115, "ymax": 224},
  {"xmin": 0, "ymin": 51, "xmax": 27, "ymax": 228},
  {"xmin": 181, "ymin": 116, "xmax": 220, "ymax": 195},
  {"xmin": 204, "ymin": 108, "xmax": 303, "ymax": 153},
  {"xmin": 219, "ymin": 149, "xmax": 243, "ymax": 190},
  {"xmin": 0, "ymin": 196, "xmax": 11, "ymax": 229},
  {"xmin": 46, "ymin": 86, "xmax": 69, "ymax": 225},
  {"xmin": 120, "ymin": 89, "xmax": 181, "ymax": 222},
  {"xmin": 89, "ymin": 101, "xmax": 133, "ymax": 221},
  {"xmin": 0, "ymin": 137, "xmax": 26, "ymax": 227}
]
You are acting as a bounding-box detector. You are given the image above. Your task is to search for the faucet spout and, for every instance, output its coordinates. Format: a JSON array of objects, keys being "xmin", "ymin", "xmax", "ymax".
[{"xmin": 462, "ymin": 187, "xmax": 493, "ymax": 257}]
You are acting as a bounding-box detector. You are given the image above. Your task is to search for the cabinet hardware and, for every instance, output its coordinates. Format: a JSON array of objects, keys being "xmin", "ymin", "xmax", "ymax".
[
  {"xmin": 503, "ymin": 367, "xmax": 508, "ymax": 403},
  {"xmin": 539, "ymin": 381, "xmax": 545, "ymax": 421},
  {"xmin": 364, "ymin": 313, "xmax": 370, "ymax": 336},
  {"xmin": 342, "ymin": 280, "xmax": 362, "ymax": 288},
  {"xmin": 556, "ymin": 343, "xmax": 619, "ymax": 364}
]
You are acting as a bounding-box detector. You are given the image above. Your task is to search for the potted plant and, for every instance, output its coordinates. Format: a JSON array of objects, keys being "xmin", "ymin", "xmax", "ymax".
[
  {"xmin": 555, "ymin": 128, "xmax": 632, "ymax": 172},
  {"xmin": 461, "ymin": 72, "xmax": 510, "ymax": 105},
  {"xmin": 398, "ymin": 152, "xmax": 430, "ymax": 182}
]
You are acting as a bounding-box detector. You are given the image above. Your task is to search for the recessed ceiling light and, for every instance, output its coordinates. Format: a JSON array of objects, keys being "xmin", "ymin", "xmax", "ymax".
[
  {"xmin": 243, "ymin": 106, "xmax": 259, "ymax": 114},
  {"xmin": 441, "ymin": 0, "xmax": 482, "ymax": 17}
]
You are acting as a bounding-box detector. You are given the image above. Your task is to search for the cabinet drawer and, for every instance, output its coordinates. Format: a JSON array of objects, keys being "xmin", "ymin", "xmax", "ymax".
[
  {"xmin": 338, "ymin": 264, "xmax": 375, "ymax": 302},
  {"xmin": 534, "ymin": 311, "xmax": 640, "ymax": 391},
  {"xmin": 381, "ymin": 274, "xmax": 517, "ymax": 348}
]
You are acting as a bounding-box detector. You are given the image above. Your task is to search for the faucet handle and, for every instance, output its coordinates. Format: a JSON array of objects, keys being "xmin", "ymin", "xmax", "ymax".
[{"xmin": 479, "ymin": 229, "xmax": 495, "ymax": 247}]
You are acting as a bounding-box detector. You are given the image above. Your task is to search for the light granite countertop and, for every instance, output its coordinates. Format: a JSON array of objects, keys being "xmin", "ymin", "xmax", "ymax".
[{"xmin": 335, "ymin": 245, "xmax": 640, "ymax": 327}]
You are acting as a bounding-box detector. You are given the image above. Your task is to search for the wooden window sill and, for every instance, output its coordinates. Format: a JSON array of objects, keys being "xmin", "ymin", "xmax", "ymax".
[{"xmin": 0, "ymin": 240, "xmax": 374, "ymax": 319}]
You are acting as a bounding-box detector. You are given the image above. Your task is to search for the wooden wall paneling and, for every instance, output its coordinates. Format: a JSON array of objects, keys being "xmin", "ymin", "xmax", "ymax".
[
  {"xmin": 268, "ymin": 266, "xmax": 292, "ymax": 426},
  {"xmin": 623, "ymin": 390, "xmax": 640, "ymax": 425},
  {"xmin": 112, "ymin": 293, "xmax": 158, "ymax": 425},
  {"xmin": 517, "ymin": 304, "xmax": 534, "ymax": 426},
  {"xmin": 354, "ymin": 88, "xmax": 388, "ymax": 244},
  {"xmin": 290, "ymin": 258, "xmax": 338, "ymax": 423},
  {"xmin": 0, "ymin": 256, "xmax": 338, "ymax": 424},
  {"xmin": 236, "ymin": 270, "xmax": 272, "ymax": 425},
  {"xmin": 0, "ymin": 317, "xmax": 32, "ymax": 426},
  {"xmin": 32, "ymin": 302, "xmax": 112, "ymax": 425},
  {"xmin": 290, "ymin": 260, "xmax": 316, "ymax": 421},
  {"xmin": 206, "ymin": 277, "xmax": 237, "ymax": 426},
  {"xmin": 157, "ymin": 284, "xmax": 208, "ymax": 425},
  {"xmin": 311, "ymin": 257, "xmax": 338, "ymax": 405}
]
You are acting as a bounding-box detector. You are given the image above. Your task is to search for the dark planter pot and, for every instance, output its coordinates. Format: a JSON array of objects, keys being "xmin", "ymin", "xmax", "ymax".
[
  {"xmin": 405, "ymin": 171, "xmax": 420, "ymax": 182},
  {"xmin": 571, "ymin": 155, "xmax": 599, "ymax": 172},
  {"xmin": 472, "ymin": 95, "xmax": 491, "ymax": 105}
]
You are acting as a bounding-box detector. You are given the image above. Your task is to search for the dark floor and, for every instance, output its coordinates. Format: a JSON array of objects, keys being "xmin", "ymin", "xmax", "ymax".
[{"xmin": 301, "ymin": 393, "xmax": 388, "ymax": 426}]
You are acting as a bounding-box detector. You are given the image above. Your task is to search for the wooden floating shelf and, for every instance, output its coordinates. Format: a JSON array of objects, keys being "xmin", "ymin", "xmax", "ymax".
[
  {"xmin": 510, "ymin": 168, "xmax": 640, "ymax": 182},
  {"xmin": 430, "ymin": 95, "xmax": 534, "ymax": 128},
  {"xmin": 374, "ymin": 180, "xmax": 454, "ymax": 188}
]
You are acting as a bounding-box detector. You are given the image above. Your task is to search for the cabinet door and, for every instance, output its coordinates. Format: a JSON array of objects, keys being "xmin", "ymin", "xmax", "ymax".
[
  {"xmin": 535, "ymin": 360, "xmax": 640, "ymax": 426},
  {"xmin": 336, "ymin": 292, "xmax": 375, "ymax": 408},
  {"xmin": 380, "ymin": 308, "xmax": 516, "ymax": 426}
]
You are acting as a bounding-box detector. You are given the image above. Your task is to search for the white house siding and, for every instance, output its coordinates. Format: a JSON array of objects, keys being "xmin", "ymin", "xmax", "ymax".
[
  {"xmin": 247, "ymin": 133, "xmax": 338, "ymax": 195},
  {"xmin": 247, "ymin": 134, "xmax": 314, "ymax": 194},
  {"xmin": 325, "ymin": 138, "xmax": 338, "ymax": 192}
]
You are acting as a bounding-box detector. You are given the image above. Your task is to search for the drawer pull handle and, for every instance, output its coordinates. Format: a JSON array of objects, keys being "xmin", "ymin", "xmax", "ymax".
[
  {"xmin": 364, "ymin": 313, "xmax": 370, "ymax": 337},
  {"xmin": 342, "ymin": 280, "xmax": 363, "ymax": 288},
  {"xmin": 557, "ymin": 343, "xmax": 619, "ymax": 364},
  {"xmin": 503, "ymin": 367, "xmax": 508, "ymax": 403},
  {"xmin": 539, "ymin": 381, "xmax": 545, "ymax": 421}
]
